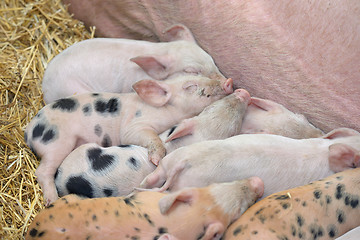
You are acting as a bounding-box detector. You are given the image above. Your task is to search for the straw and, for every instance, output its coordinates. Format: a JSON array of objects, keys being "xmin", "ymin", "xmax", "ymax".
[{"xmin": 0, "ymin": 0, "xmax": 94, "ymax": 238}]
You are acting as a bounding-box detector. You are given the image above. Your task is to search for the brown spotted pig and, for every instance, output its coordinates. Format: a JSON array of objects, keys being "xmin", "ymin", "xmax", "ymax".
[
  {"xmin": 224, "ymin": 167, "xmax": 360, "ymax": 240},
  {"xmin": 24, "ymin": 75, "xmax": 233, "ymax": 205},
  {"xmin": 26, "ymin": 177, "xmax": 264, "ymax": 240}
]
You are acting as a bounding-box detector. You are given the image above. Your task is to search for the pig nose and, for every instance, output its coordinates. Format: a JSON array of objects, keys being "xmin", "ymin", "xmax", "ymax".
[
  {"xmin": 248, "ymin": 176, "xmax": 264, "ymax": 198},
  {"xmin": 234, "ymin": 89, "xmax": 251, "ymax": 104},
  {"xmin": 222, "ymin": 78, "xmax": 233, "ymax": 94}
]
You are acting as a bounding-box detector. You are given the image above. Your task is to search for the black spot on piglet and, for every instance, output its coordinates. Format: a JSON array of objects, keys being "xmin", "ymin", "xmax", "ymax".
[
  {"xmin": 42, "ymin": 129, "xmax": 56, "ymax": 144},
  {"xmin": 87, "ymin": 147, "xmax": 115, "ymax": 171},
  {"xmin": 126, "ymin": 157, "xmax": 141, "ymax": 171},
  {"xmin": 32, "ymin": 124, "xmax": 45, "ymax": 139},
  {"xmin": 95, "ymin": 98, "xmax": 120, "ymax": 115},
  {"xmin": 52, "ymin": 98, "xmax": 79, "ymax": 112},
  {"xmin": 29, "ymin": 228, "xmax": 38, "ymax": 237},
  {"xmin": 66, "ymin": 176, "xmax": 94, "ymax": 198}
]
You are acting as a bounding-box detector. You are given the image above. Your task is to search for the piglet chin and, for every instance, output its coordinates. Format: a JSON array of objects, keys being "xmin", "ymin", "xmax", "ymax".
[{"xmin": 248, "ymin": 176, "xmax": 264, "ymax": 199}]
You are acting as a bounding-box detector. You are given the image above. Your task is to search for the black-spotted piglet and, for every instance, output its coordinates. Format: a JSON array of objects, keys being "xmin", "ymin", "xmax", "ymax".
[
  {"xmin": 24, "ymin": 75, "xmax": 233, "ymax": 205},
  {"xmin": 55, "ymin": 143, "xmax": 155, "ymax": 198}
]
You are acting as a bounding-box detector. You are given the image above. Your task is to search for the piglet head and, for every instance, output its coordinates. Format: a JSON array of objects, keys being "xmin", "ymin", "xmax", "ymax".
[
  {"xmin": 166, "ymin": 75, "xmax": 233, "ymax": 116},
  {"xmin": 209, "ymin": 177, "xmax": 264, "ymax": 222},
  {"xmin": 325, "ymin": 128, "xmax": 360, "ymax": 172},
  {"xmin": 158, "ymin": 178, "xmax": 263, "ymax": 240}
]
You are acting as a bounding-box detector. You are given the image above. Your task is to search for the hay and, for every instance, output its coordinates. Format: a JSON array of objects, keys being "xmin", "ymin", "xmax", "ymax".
[{"xmin": 0, "ymin": 0, "xmax": 94, "ymax": 239}]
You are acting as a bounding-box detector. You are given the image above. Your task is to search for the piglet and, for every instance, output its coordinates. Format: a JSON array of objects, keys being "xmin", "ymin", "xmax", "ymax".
[
  {"xmin": 42, "ymin": 24, "xmax": 225, "ymax": 103},
  {"xmin": 160, "ymin": 95, "xmax": 323, "ymax": 154},
  {"xmin": 240, "ymin": 97, "xmax": 324, "ymax": 138},
  {"xmin": 160, "ymin": 88, "xmax": 251, "ymax": 153},
  {"xmin": 55, "ymin": 143, "xmax": 155, "ymax": 198},
  {"xmin": 141, "ymin": 128, "xmax": 360, "ymax": 198},
  {"xmin": 224, "ymin": 168, "xmax": 360, "ymax": 240},
  {"xmin": 24, "ymin": 75, "xmax": 233, "ymax": 205},
  {"xmin": 26, "ymin": 177, "xmax": 264, "ymax": 240}
]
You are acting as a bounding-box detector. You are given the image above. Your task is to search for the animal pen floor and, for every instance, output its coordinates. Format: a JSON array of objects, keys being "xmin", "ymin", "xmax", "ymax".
[{"xmin": 1, "ymin": 1, "xmax": 94, "ymax": 239}]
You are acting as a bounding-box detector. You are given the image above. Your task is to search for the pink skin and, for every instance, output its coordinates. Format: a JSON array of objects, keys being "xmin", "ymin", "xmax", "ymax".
[
  {"xmin": 159, "ymin": 89, "xmax": 251, "ymax": 153},
  {"xmin": 240, "ymin": 97, "xmax": 324, "ymax": 139},
  {"xmin": 42, "ymin": 24, "xmax": 226, "ymax": 104},
  {"xmin": 223, "ymin": 168, "xmax": 360, "ymax": 240},
  {"xmin": 25, "ymin": 76, "xmax": 233, "ymax": 205},
  {"xmin": 140, "ymin": 128, "xmax": 360, "ymax": 198},
  {"xmin": 25, "ymin": 178, "xmax": 264, "ymax": 240},
  {"xmin": 160, "ymin": 90, "xmax": 323, "ymax": 153},
  {"xmin": 62, "ymin": 0, "xmax": 360, "ymax": 133}
]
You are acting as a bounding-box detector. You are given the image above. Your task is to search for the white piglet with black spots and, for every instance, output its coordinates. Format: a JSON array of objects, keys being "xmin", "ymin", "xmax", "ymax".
[
  {"xmin": 24, "ymin": 75, "xmax": 233, "ymax": 205},
  {"xmin": 55, "ymin": 143, "xmax": 155, "ymax": 198}
]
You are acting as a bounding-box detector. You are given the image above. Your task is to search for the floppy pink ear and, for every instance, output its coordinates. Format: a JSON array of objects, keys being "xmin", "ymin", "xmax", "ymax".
[
  {"xmin": 132, "ymin": 79, "xmax": 171, "ymax": 107},
  {"xmin": 328, "ymin": 143, "xmax": 360, "ymax": 172},
  {"xmin": 250, "ymin": 97, "xmax": 280, "ymax": 111},
  {"xmin": 130, "ymin": 55, "xmax": 172, "ymax": 80},
  {"xmin": 322, "ymin": 128, "xmax": 360, "ymax": 139},
  {"xmin": 158, "ymin": 188, "xmax": 198, "ymax": 215},
  {"xmin": 166, "ymin": 119, "xmax": 196, "ymax": 142},
  {"xmin": 163, "ymin": 24, "xmax": 196, "ymax": 42}
]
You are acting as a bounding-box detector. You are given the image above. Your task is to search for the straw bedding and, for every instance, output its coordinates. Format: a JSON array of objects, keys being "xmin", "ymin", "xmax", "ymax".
[{"xmin": 0, "ymin": 0, "xmax": 94, "ymax": 239}]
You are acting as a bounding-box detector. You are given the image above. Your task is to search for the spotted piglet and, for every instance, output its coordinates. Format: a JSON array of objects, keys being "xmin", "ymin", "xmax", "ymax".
[
  {"xmin": 26, "ymin": 177, "xmax": 264, "ymax": 240},
  {"xmin": 224, "ymin": 167, "xmax": 360, "ymax": 240},
  {"xmin": 55, "ymin": 143, "xmax": 155, "ymax": 198},
  {"xmin": 24, "ymin": 75, "xmax": 233, "ymax": 205},
  {"xmin": 42, "ymin": 24, "xmax": 226, "ymax": 103}
]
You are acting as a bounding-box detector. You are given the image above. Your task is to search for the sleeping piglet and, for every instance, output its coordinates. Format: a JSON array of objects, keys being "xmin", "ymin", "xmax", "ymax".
[
  {"xmin": 240, "ymin": 97, "xmax": 324, "ymax": 138},
  {"xmin": 141, "ymin": 128, "xmax": 360, "ymax": 198},
  {"xmin": 26, "ymin": 177, "xmax": 264, "ymax": 240},
  {"xmin": 54, "ymin": 89, "xmax": 248, "ymax": 199},
  {"xmin": 24, "ymin": 75, "xmax": 233, "ymax": 205},
  {"xmin": 54, "ymin": 143, "xmax": 154, "ymax": 198},
  {"xmin": 42, "ymin": 24, "xmax": 226, "ymax": 103},
  {"xmin": 161, "ymin": 95, "xmax": 323, "ymax": 154},
  {"xmin": 160, "ymin": 88, "xmax": 251, "ymax": 153}
]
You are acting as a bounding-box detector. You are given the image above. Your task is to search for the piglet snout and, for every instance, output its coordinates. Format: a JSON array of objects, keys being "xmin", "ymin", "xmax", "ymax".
[
  {"xmin": 248, "ymin": 176, "xmax": 264, "ymax": 199},
  {"xmin": 222, "ymin": 78, "xmax": 234, "ymax": 94},
  {"xmin": 234, "ymin": 89, "xmax": 251, "ymax": 105}
]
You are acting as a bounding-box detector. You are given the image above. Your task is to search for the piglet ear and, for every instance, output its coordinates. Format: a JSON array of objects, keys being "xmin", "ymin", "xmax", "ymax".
[
  {"xmin": 250, "ymin": 97, "xmax": 280, "ymax": 112},
  {"xmin": 130, "ymin": 55, "xmax": 171, "ymax": 80},
  {"xmin": 158, "ymin": 188, "xmax": 198, "ymax": 215},
  {"xmin": 328, "ymin": 143, "xmax": 360, "ymax": 172},
  {"xmin": 158, "ymin": 234, "xmax": 180, "ymax": 240},
  {"xmin": 132, "ymin": 80, "xmax": 171, "ymax": 107},
  {"xmin": 166, "ymin": 119, "xmax": 196, "ymax": 142},
  {"xmin": 322, "ymin": 128, "xmax": 360, "ymax": 139},
  {"xmin": 199, "ymin": 222, "xmax": 225, "ymax": 240},
  {"xmin": 163, "ymin": 24, "xmax": 196, "ymax": 43}
]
